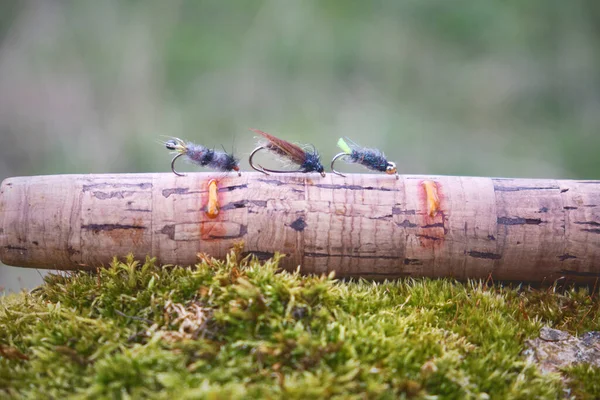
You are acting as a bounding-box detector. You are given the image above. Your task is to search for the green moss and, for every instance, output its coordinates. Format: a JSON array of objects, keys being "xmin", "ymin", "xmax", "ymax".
[
  {"xmin": 1, "ymin": 249, "xmax": 599, "ymax": 399},
  {"xmin": 563, "ymin": 364, "xmax": 600, "ymax": 400}
]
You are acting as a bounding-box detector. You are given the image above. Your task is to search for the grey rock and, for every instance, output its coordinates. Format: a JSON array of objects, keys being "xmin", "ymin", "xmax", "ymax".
[
  {"xmin": 539, "ymin": 326, "xmax": 571, "ymax": 342},
  {"xmin": 524, "ymin": 326, "xmax": 600, "ymax": 375}
]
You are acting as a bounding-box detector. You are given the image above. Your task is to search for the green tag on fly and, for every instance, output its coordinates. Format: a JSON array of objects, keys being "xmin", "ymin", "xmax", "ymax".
[{"xmin": 337, "ymin": 138, "xmax": 352, "ymax": 154}]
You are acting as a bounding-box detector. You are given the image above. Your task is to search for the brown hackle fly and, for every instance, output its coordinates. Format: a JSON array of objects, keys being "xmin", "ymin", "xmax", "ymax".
[{"xmin": 249, "ymin": 129, "xmax": 325, "ymax": 177}]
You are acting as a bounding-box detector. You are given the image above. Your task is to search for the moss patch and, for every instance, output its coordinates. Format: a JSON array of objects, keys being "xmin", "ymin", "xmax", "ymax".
[
  {"xmin": 563, "ymin": 364, "xmax": 600, "ymax": 399},
  {"xmin": 1, "ymin": 249, "xmax": 599, "ymax": 399}
]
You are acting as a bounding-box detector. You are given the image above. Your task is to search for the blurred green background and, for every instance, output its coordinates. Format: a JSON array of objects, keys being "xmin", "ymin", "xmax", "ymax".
[{"xmin": 1, "ymin": 0, "xmax": 599, "ymax": 292}]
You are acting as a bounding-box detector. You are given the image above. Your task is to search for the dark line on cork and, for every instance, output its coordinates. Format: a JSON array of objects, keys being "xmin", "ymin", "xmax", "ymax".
[
  {"xmin": 126, "ymin": 208, "xmax": 152, "ymax": 213},
  {"xmin": 563, "ymin": 206, "xmax": 578, "ymax": 210},
  {"xmin": 369, "ymin": 214, "xmax": 393, "ymax": 220},
  {"xmin": 162, "ymin": 184, "xmax": 247, "ymax": 198},
  {"xmin": 468, "ymin": 251, "xmax": 502, "ymax": 260},
  {"xmin": 558, "ymin": 254, "xmax": 577, "ymax": 261},
  {"xmin": 560, "ymin": 188, "xmax": 569, "ymax": 193},
  {"xmin": 218, "ymin": 184, "xmax": 248, "ymax": 192},
  {"xmin": 397, "ymin": 220, "xmax": 418, "ymax": 228},
  {"xmin": 207, "ymin": 225, "xmax": 248, "ymax": 240},
  {"xmin": 82, "ymin": 182, "xmax": 152, "ymax": 192},
  {"xmin": 421, "ymin": 222, "xmax": 444, "ymax": 229},
  {"xmin": 497, "ymin": 217, "xmax": 543, "ymax": 225},
  {"xmin": 574, "ymin": 221, "xmax": 600, "ymax": 226},
  {"xmin": 416, "ymin": 234, "xmax": 441, "ymax": 241},
  {"xmin": 82, "ymin": 224, "xmax": 146, "ymax": 233},
  {"xmin": 574, "ymin": 222, "xmax": 600, "ymax": 234},
  {"xmin": 220, "ymin": 201, "xmax": 247, "ymax": 211},
  {"xmin": 493, "ymin": 185, "xmax": 559, "ymax": 192},
  {"xmin": 162, "ymin": 188, "xmax": 204, "ymax": 198},
  {"xmin": 559, "ymin": 269, "xmax": 600, "ymax": 278},
  {"xmin": 314, "ymin": 184, "xmax": 394, "ymax": 192},
  {"xmin": 393, "ymin": 208, "xmax": 416, "ymax": 215},
  {"xmin": 404, "ymin": 258, "xmax": 423, "ymax": 265},
  {"xmin": 4, "ymin": 245, "xmax": 27, "ymax": 251},
  {"xmin": 248, "ymin": 200, "xmax": 268, "ymax": 207},
  {"xmin": 303, "ymin": 253, "xmax": 400, "ymax": 260},
  {"xmin": 582, "ymin": 229, "xmax": 600, "ymax": 234},
  {"xmin": 91, "ymin": 191, "xmax": 137, "ymax": 200}
]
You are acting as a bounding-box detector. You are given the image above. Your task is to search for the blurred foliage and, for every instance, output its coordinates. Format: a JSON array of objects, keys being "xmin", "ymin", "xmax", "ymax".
[
  {"xmin": 1, "ymin": 0, "xmax": 599, "ymax": 181},
  {"xmin": 0, "ymin": 1, "xmax": 599, "ymax": 289}
]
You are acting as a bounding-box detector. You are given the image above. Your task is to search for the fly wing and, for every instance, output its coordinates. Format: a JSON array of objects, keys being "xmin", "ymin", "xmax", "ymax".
[{"xmin": 250, "ymin": 129, "xmax": 307, "ymax": 164}]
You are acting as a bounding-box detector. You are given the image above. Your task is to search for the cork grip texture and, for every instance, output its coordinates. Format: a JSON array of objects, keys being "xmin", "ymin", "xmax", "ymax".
[{"xmin": 1, "ymin": 173, "xmax": 599, "ymax": 283}]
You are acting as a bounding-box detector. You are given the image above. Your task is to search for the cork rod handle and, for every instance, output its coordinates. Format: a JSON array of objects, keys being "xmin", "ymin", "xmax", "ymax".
[{"xmin": 1, "ymin": 173, "xmax": 599, "ymax": 283}]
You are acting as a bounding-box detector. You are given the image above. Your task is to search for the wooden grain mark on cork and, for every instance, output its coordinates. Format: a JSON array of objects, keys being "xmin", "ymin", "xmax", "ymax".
[
  {"xmin": 218, "ymin": 183, "xmax": 248, "ymax": 192},
  {"xmin": 91, "ymin": 191, "xmax": 139, "ymax": 200},
  {"xmin": 201, "ymin": 223, "xmax": 247, "ymax": 240},
  {"xmin": 467, "ymin": 250, "xmax": 502, "ymax": 260},
  {"xmin": 497, "ymin": 217, "xmax": 543, "ymax": 225},
  {"xmin": 557, "ymin": 253, "xmax": 577, "ymax": 261},
  {"xmin": 4, "ymin": 245, "xmax": 28, "ymax": 251},
  {"xmin": 82, "ymin": 218, "xmax": 146, "ymax": 245},
  {"xmin": 493, "ymin": 185, "xmax": 560, "ymax": 192},
  {"xmin": 574, "ymin": 221, "xmax": 600, "ymax": 226},
  {"xmin": 559, "ymin": 269, "xmax": 600, "ymax": 278},
  {"xmin": 160, "ymin": 222, "xmax": 247, "ymax": 241},
  {"xmin": 82, "ymin": 223, "xmax": 146, "ymax": 231},
  {"xmin": 162, "ymin": 188, "xmax": 204, "ymax": 198},
  {"xmin": 313, "ymin": 183, "xmax": 396, "ymax": 192},
  {"xmin": 82, "ymin": 182, "xmax": 152, "ymax": 192},
  {"xmin": 219, "ymin": 201, "xmax": 247, "ymax": 211},
  {"xmin": 303, "ymin": 252, "xmax": 400, "ymax": 260}
]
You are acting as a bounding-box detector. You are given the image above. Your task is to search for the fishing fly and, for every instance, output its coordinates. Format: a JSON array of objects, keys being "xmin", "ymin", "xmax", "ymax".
[
  {"xmin": 164, "ymin": 138, "xmax": 241, "ymax": 177},
  {"xmin": 248, "ymin": 129, "xmax": 326, "ymax": 177},
  {"xmin": 331, "ymin": 138, "xmax": 398, "ymax": 179}
]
